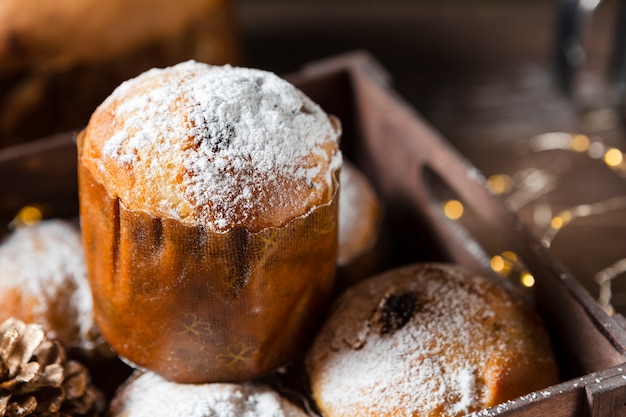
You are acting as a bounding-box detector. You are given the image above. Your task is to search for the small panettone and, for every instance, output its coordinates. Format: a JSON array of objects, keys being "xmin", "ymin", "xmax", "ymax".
[
  {"xmin": 0, "ymin": 219, "xmax": 99, "ymax": 353},
  {"xmin": 0, "ymin": 318, "xmax": 104, "ymax": 417},
  {"xmin": 0, "ymin": 0, "xmax": 239, "ymax": 147},
  {"xmin": 306, "ymin": 263, "xmax": 559, "ymax": 417},
  {"xmin": 78, "ymin": 60, "xmax": 342, "ymax": 383}
]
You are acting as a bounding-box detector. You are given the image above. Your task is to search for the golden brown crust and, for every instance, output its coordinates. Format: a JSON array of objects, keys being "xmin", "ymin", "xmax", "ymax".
[
  {"xmin": 306, "ymin": 263, "xmax": 559, "ymax": 417},
  {"xmin": 79, "ymin": 62, "xmax": 341, "ymax": 232}
]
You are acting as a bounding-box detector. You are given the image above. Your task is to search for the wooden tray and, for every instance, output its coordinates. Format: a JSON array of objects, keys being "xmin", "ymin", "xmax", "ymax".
[{"xmin": 1, "ymin": 51, "xmax": 626, "ymax": 416}]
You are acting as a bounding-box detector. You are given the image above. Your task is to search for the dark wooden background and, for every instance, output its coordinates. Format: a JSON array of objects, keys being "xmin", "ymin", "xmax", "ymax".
[{"xmin": 235, "ymin": 0, "xmax": 626, "ymax": 314}]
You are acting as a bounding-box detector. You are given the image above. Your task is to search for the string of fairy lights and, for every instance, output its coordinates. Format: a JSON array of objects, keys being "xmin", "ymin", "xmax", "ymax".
[{"xmin": 442, "ymin": 132, "xmax": 626, "ymax": 315}]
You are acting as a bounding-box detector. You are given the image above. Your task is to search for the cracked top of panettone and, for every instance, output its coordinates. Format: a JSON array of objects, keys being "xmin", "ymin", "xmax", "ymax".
[{"xmin": 79, "ymin": 60, "xmax": 342, "ymax": 233}]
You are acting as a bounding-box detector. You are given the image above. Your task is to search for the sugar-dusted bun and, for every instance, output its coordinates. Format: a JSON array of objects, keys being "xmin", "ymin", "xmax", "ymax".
[
  {"xmin": 78, "ymin": 61, "xmax": 342, "ymax": 383},
  {"xmin": 336, "ymin": 159, "xmax": 382, "ymax": 288},
  {"xmin": 306, "ymin": 263, "xmax": 559, "ymax": 417},
  {"xmin": 0, "ymin": 219, "xmax": 98, "ymax": 351},
  {"xmin": 109, "ymin": 371, "xmax": 310, "ymax": 417}
]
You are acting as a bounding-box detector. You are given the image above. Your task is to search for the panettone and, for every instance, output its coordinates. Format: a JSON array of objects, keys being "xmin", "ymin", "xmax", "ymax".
[{"xmin": 77, "ymin": 60, "xmax": 342, "ymax": 383}]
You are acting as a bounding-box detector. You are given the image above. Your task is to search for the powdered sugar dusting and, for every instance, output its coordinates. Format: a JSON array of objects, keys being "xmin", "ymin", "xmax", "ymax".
[
  {"xmin": 96, "ymin": 60, "xmax": 341, "ymax": 231},
  {"xmin": 307, "ymin": 263, "xmax": 531, "ymax": 417},
  {"xmin": 0, "ymin": 220, "xmax": 95, "ymax": 349},
  {"xmin": 109, "ymin": 372, "xmax": 309, "ymax": 417}
]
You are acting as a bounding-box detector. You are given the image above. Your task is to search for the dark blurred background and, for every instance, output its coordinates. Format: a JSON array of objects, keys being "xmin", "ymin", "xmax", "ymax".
[
  {"xmin": 236, "ymin": 0, "xmax": 616, "ymax": 124},
  {"xmin": 236, "ymin": 0, "xmax": 626, "ymax": 314}
]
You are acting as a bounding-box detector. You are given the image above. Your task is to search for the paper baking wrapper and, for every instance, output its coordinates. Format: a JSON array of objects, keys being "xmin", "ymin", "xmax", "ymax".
[{"xmin": 77, "ymin": 162, "xmax": 339, "ymax": 384}]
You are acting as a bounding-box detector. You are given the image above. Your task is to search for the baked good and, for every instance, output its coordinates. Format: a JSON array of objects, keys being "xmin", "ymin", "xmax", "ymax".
[
  {"xmin": 336, "ymin": 159, "xmax": 382, "ymax": 289},
  {"xmin": 0, "ymin": 0, "xmax": 239, "ymax": 147},
  {"xmin": 0, "ymin": 219, "xmax": 99, "ymax": 352},
  {"xmin": 109, "ymin": 371, "xmax": 310, "ymax": 417},
  {"xmin": 305, "ymin": 263, "xmax": 559, "ymax": 417},
  {"xmin": 77, "ymin": 60, "xmax": 342, "ymax": 383}
]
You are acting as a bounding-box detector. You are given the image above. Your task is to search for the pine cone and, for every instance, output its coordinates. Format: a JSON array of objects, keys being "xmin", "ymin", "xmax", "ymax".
[{"xmin": 0, "ymin": 318, "xmax": 105, "ymax": 417}]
